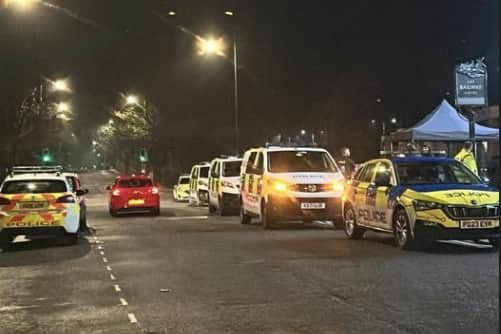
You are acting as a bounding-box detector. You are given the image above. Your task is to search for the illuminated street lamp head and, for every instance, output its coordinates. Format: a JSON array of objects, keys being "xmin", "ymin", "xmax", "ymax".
[
  {"xmin": 57, "ymin": 102, "xmax": 70, "ymax": 113},
  {"xmin": 300, "ymin": 129, "xmax": 306, "ymax": 135},
  {"xmin": 197, "ymin": 37, "xmax": 225, "ymax": 56},
  {"xmin": 57, "ymin": 113, "xmax": 71, "ymax": 122},
  {"xmin": 108, "ymin": 119, "xmax": 114, "ymax": 125},
  {"xmin": 126, "ymin": 95, "xmax": 139, "ymax": 105},
  {"xmin": 390, "ymin": 117, "xmax": 397, "ymax": 124},
  {"xmin": 224, "ymin": 10, "xmax": 234, "ymax": 16},
  {"xmin": 5, "ymin": 0, "xmax": 38, "ymax": 10},
  {"xmin": 52, "ymin": 79, "xmax": 70, "ymax": 92},
  {"xmin": 167, "ymin": 10, "xmax": 176, "ymax": 16}
]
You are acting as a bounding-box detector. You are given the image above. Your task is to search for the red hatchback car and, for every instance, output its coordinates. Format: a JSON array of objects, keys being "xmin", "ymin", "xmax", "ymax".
[{"xmin": 107, "ymin": 175, "xmax": 160, "ymax": 216}]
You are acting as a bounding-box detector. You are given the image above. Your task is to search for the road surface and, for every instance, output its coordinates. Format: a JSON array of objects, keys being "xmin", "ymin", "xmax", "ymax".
[{"xmin": 0, "ymin": 171, "xmax": 498, "ymax": 333}]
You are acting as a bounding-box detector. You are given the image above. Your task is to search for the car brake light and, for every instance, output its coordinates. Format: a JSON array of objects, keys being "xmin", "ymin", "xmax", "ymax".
[
  {"xmin": 0, "ymin": 197, "xmax": 11, "ymax": 205},
  {"xmin": 56, "ymin": 194, "xmax": 75, "ymax": 203},
  {"xmin": 112, "ymin": 189, "xmax": 121, "ymax": 196},
  {"xmin": 151, "ymin": 187, "xmax": 159, "ymax": 195}
]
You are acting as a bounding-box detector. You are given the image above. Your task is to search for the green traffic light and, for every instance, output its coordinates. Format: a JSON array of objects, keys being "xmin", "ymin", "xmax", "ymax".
[{"xmin": 42, "ymin": 154, "xmax": 52, "ymax": 163}]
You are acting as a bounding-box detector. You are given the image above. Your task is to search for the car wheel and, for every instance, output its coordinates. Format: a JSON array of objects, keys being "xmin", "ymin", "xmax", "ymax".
[
  {"xmin": 261, "ymin": 201, "xmax": 275, "ymax": 230},
  {"xmin": 79, "ymin": 209, "xmax": 88, "ymax": 231},
  {"xmin": 220, "ymin": 195, "xmax": 230, "ymax": 216},
  {"xmin": 489, "ymin": 238, "xmax": 499, "ymax": 248},
  {"xmin": 240, "ymin": 202, "xmax": 251, "ymax": 225},
  {"xmin": 209, "ymin": 202, "xmax": 217, "ymax": 213},
  {"xmin": 344, "ymin": 206, "xmax": 365, "ymax": 239},
  {"xmin": 65, "ymin": 232, "xmax": 79, "ymax": 245},
  {"xmin": 173, "ymin": 190, "xmax": 178, "ymax": 201},
  {"xmin": 393, "ymin": 208, "xmax": 421, "ymax": 250},
  {"xmin": 109, "ymin": 208, "xmax": 118, "ymax": 217},
  {"xmin": 152, "ymin": 207, "xmax": 160, "ymax": 216}
]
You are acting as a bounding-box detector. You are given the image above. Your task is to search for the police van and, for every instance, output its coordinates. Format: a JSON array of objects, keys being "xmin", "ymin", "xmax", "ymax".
[
  {"xmin": 0, "ymin": 166, "xmax": 83, "ymax": 248},
  {"xmin": 343, "ymin": 155, "xmax": 499, "ymax": 250},
  {"xmin": 240, "ymin": 145, "xmax": 345, "ymax": 229},
  {"xmin": 188, "ymin": 162, "xmax": 211, "ymax": 206},
  {"xmin": 208, "ymin": 156, "xmax": 243, "ymax": 215}
]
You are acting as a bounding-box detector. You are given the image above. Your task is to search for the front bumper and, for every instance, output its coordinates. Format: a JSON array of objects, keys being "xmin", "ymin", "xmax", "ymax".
[
  {"xmin": 0, "ymin": 226, "xmax": 68, "ymax": 238},
  {"xmin": 221, "ymin": 193, "xmax": 240, "ymax": 209},
  {"xmin": 414, "ymin": 220, "xmax": 499, "ymax": 241},
  {"xmin": 267, "ymin": 195, "xmax": 342, "ymax": 221}
]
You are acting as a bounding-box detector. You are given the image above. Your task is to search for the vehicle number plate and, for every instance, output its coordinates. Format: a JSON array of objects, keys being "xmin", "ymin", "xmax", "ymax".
[
  {"xmin": 460, "ymin": 220, "xmax": 497, "ymax": 229},
  {"xmin": 128, "ymin": 199, "xmax": 145, "ymax": 206},
  {"xmin": 301, "ymin": 202, "xmax": 326, "ymax": 209},
  {"xmin": 20, "ymin": 202, "xmax": 46, "ymax": 210}
]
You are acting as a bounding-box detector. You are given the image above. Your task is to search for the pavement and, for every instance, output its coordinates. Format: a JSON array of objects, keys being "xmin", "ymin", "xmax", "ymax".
[{"xmin": 0, "ymin": 171, "xmax": 498, "ymax": 334}]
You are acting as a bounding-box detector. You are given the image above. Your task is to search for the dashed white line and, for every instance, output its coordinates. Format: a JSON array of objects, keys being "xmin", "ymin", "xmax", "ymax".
[
  {"xmin": 97, "ymin": 245, "xmax": 104, "ymax": 250},
  {"xmin": 114, "ymin": 284, "xmax": 122, "ymax": 292},
  {"xmin": 128, "ymin": 313, "xmax": 138, "ymax": 324},
  {"xmin": 120, "ymin": 298, "xmax": 128, "ymax": 306},
  {"xmin": 106, "ymin": 266, "xmax": 112, "ymax": 271},
  {"xmin": 103, "ymin": 257, "xmax": 108, "ymax": 263},
  {"xmin": 100, "ymin": 251, "xmax": 105, "ymax": 256},
  {"xmin": 110, "ymin": 273, "xmax": 116, "ymax": 281}
]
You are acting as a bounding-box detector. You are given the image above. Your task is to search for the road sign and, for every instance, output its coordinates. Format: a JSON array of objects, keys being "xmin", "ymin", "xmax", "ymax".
[{"xmin": 455, "ymin": 58, "xmax": 488, "ymax": 107}]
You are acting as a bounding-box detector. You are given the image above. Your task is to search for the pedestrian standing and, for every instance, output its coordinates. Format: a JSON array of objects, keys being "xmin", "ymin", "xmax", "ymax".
[
  {"xmin": 454, "ymin": 141, "xmax": 478, "ymax": 175},
  {"xmin": 339, "ymin": 147, "xmax": 356, "ymax": 179}
]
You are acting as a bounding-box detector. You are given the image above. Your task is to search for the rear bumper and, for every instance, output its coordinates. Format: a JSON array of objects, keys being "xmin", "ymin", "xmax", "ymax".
[
  {"xmin": 414, "ymin": 220, "xmax": 499, "ymax": 240},
  {"xmin": 267, "ymin": 195, "xmax": 342, "ymax": 221}
]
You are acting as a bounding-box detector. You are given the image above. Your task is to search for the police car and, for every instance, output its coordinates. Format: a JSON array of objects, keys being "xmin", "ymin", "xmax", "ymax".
[
  {"xmin": 208, "ymin": 156, "xmax": 243, "ymax": 215},
  {"xmin": 240, "ymin": 146, "xmax": 345, "ymax": 229},
  {"xmin": 343, "ymin": 155, "xmax": 499, "ymax": 250},
  {"xmin": 173, "ymin": 174, "xmax": 191, "ymax": 201},
  {"xmin": 188, "ymin": 162, "xmax": 210, "ymax": 206},
  {"xmin": 0, "ymin": 167, "xmax": 83, "ymax": 248}
]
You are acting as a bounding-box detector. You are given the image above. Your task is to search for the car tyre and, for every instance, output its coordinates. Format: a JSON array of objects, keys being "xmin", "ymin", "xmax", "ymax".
[
  {"xmin": 209, "ymin": 200, "xmax": 217, "ymax": 214},
  {"xmin": 65, "ymin": 232, "xmax": 79, "ymax": 245},
  {"xmin": 261, "ymin": 201, "xmax": 275, "ymax": 230},
  {"xmin": 240, "ymin": 202, "xmax": 251, "ymax": 225},
  {"xmin": 220, "ymin": 195, "xmax": 230, "ymax": 216},
  {"xmin": 393, "ymin": 208, "xmax": 421, "ymax": 250},
  {"xmin": 152, "ymin": 207, "xmax": 160, "ymax": 216},
  {"xmin": 109, "ymin": 208, "xmax": 118, "ymax": 217},
  {"xmin": 0, "ymin": 235, "xmax": 13, "ymax": 250},
  {"xmin": 344, "ymin": 206, "xmax": 365, "ymax": 239}
]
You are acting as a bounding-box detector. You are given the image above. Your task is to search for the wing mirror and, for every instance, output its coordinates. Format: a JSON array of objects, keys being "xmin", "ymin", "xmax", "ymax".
[{"xmin": 106, "ymin": 185, "xmax": 112, "ymax": 191}]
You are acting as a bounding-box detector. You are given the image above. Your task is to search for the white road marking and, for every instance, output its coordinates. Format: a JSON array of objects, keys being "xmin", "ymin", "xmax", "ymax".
[
  {"xmin": 158, "ymin": 216, "xmax": 208, "ymax": 221},
  {"xmin": 128, "ymin": 313, "xmax": 138, "ymax": 324},
  {"xmin": 114, "ymin": 284, "xmax": 121, "ymax": 292},
  {"xmin": 100, "ymin": 251, "xmax": 105, "ymax": 256},
  {"xmin": 106, "ymin": 266, "xmax": 112, "ymax": 271},
  {"xmin": 120, "ymin": 298, "xmax": 128, "ymax": 306},
  {"xmin": 97, "ymin": 245, "xmax": 103, "ymax": 250},
  {"xmin": 441, "ymin": 240, "xmax": 492, "ymax": 249},
  {"xmin": 103, "ymin": 257, "xmax": 108, "ymax": 263},
  {"xmin": 110, "ymin": 273, "xmax": 116, "ymax": 281}
]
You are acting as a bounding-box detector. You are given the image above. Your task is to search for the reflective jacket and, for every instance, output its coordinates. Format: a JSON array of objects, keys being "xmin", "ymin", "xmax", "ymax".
[{"xmin": 454, "ymin": 149, "xmax": 478, "ymax": 175}]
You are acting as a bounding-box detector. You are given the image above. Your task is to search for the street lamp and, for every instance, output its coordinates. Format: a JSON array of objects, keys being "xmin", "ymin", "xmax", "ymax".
[
  {"xmin": 125, "ymin": 95, "xmax": 139, "ymax": 105},
  {"xmin": 108, "ymin": 119, "xmax": 114, "ymax": 125},
  {"xmin": 167, "ymin": 10, "xmax": 176, "ymax": 16},
  {"xmin": 56, "ymin": 102, "xmax": 70, "ymax": 113},
  {"xmin": 51, "ymin": 79, "xmax": 70, "ymax": 92},
  {"xmin": 5, "ymin": 0, "xmax": 38, "ymax": 10},
  {"xmin": 197, "ymin": 37, "xmax": 225, "ymax": 56}
]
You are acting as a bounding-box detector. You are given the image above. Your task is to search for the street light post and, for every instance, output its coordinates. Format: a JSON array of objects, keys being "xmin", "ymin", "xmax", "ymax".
[{"xmin": 232, "ymin": 38, "xmax": 240, "ymax": 155}]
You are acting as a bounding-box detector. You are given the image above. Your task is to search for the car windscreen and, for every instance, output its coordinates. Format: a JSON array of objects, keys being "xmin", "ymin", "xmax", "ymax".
[
  {"xmin": 395, "ymin": 161, "xmax": 482, "ymax": 185},
  {"xmin": 1, "ymin": 180, "xmax": 68, "ymax": 194},
  {"xmin": 199, "ymin": 167, "xmax": 209, "ymax": 178},
  {"xmin": 179, "ymin": 177, "xmax": 190, "ymax": 184},
  {"xmin": 222, "ymin": 161, "xmax": 242, "ymax": 177},
  {"xmin": 118, "ymin": 178, "xmax": 153, "ymax": 188},
  {"xmin": 268, "ymin": 151, "xmax": 338, "ymax": 173}
]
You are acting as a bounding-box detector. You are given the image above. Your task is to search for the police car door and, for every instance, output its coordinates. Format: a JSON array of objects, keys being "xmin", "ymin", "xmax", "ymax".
[
  {"xmin": 209, "ymin": 161, "xmax": 220, "ymax": 202},
  {"xmin": 356, "ymin": 162, "xmax": 377, "ymax": 225},
  {"xmin": 367, "ymin": 161, "xmax": 394, "ymax": 230},
  {"xmin": 190, "ymin": 167, "xmax": 198, "ymax": 195},
  {"xmin": 243, "ymin": 151, "xmax": 260, "ymax": 214}
]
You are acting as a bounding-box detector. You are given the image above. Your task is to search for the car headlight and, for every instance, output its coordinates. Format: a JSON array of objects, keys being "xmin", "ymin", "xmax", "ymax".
[
  {"xmin": 413, "ymin": 200, "xmax": 443, "ymax": 211},
  {"xmin": 272, "ymin": 181, "xmax": 288, "ymax": 192},
  {"xmin": 332, "ymin": 181, "xmax": 344, "ymax": 192}
]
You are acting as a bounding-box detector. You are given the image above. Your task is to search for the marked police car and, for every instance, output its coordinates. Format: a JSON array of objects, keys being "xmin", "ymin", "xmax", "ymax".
[
  {"xmin": 0, "ymin": 167, "xmax": 83, "ymax": 248},
  {"xmin": 240, "ymin": 146, "xmax": 345, "ymax": 229},
  {"xmin": 343, "ymin": 155, "xmax": 499, "ymax": 250},
  {"xmin": 208, "ymin": 156, "xmax": 243, "ymax": 215},
  {"xmin": 188, "ymin": 162, "xmax": 210, "ymax": 206},
  {"xmin": 173, "ymin": 174, "xmax": 191, "ymax": 201}
]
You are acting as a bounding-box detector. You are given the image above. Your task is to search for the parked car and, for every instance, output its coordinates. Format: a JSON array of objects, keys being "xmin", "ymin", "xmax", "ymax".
[{"xmin": 107, "ymin": 175, "xmax": 160, "ymax": 216}]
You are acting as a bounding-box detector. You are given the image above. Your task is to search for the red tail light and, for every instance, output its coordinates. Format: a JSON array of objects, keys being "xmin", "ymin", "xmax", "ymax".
[
  {"xmin": 112, "ymin": 189, "xmax": 121, "ymax": 196},
  {"xmin": 56, "ymin": 194, "xmax": 76, "ymax": 203},
  {"xmin": 151, "ymin": 187, "xmax": 159, "ymax": 195},
  {"xmin": 0, "ymin": 197, "xmax": 11, "ymax": 205}
]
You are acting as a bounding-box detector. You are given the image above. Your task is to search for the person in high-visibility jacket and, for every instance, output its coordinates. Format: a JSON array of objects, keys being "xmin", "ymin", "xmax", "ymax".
[{"xmin": 455, "ymin": 141, "xmax": 478, "ymax": 175}]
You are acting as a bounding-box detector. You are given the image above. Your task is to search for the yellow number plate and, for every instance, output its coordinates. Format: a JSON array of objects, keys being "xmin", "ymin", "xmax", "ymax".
[
  {"xmin": 460, "ymin": 220, "xmax": 498, "ymax": 229},
  {"xmin": 128, "ymin": 199, "xmax": 145, "ymax": 206}
]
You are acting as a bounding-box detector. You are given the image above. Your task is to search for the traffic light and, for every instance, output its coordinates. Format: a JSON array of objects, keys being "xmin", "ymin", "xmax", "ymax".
[
  {"xmin": 41, "ymin": 148, "xmax": 52, "ymax": 163},
  {"xmin": 139, "ymin": 148, "xmax": 148, "ymax": 163}
]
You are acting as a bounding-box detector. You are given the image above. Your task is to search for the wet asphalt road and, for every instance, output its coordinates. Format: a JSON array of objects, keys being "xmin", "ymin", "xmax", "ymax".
[{"xmin": 0, "ymin": 171, "xmax": 498, "ymax": 334}]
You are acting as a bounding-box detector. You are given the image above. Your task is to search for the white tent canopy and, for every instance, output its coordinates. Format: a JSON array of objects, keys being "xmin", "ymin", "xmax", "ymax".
[{"xmin": 389, "ymin": 99, "xmax": 499, "ymax": 141}]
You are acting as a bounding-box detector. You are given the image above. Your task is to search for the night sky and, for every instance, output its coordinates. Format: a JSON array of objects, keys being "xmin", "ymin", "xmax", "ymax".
[{"xmin": 0, "ymin": 0, "xmax": 498, "ymax": 165}]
